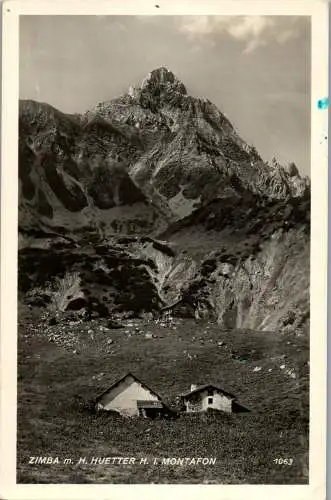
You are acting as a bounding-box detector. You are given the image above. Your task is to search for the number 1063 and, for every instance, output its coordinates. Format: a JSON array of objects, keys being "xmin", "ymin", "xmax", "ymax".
[{"xmin": 273, "ymin": 458, "xmax": 293, "ymax": 465}]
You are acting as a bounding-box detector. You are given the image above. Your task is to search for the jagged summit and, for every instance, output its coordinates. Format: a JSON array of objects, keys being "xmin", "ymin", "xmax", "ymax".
[
  {"xmin": 140, "ymin": 66, "xmax": 187, "ymax": 95},
  {"xmin": 126, "ymin": 67, "xmax": 188, "ymax": 110}
]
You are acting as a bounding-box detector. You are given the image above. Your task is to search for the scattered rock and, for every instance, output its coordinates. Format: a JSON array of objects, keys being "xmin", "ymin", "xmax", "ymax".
[
  {"xmin": 99, "ymin": 326, "xmax": 110, "ymax": 332},
  {"xmin": 286, "ymin": 368, "xmax": 296, "ymax": 379}
]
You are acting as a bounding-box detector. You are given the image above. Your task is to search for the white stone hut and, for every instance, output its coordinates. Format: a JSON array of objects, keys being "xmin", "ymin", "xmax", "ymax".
[
  {"xmin": 95, "ymin": 372, "xmax": 170, "ymax": 418},
  {"xmin": 181, "ymin": 383, "xmax": 236, "ymax": 413}
]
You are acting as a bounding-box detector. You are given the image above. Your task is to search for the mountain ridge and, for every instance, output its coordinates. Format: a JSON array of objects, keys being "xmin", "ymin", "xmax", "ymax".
[
  {"xmin": 19, "ymin": 66, "xmax": 309, "ymax": 235},
  {"xmin": 18, "ymin": 67, "xmax": 310, "ymax": 334}
]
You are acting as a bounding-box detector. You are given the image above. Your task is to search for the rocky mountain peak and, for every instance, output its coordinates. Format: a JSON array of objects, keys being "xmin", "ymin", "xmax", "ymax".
[
  {"xmin": 18, "ymin": 69, "xmax": 310, "ymax": 338},
  {"xmin": 134, "ymin": 67, "xmax": 187, "ymax": 110},
  {"xmin": 140, "ymin": 67, "xmax": 187, "ymax": 95},
  {"xmin": 19, "ymin": 68, "xmax": 310, "ymax": 235}
]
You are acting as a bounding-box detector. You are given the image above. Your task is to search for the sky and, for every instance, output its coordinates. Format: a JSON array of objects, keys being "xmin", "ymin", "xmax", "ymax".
[{"xmin": 20, "ymin": 15, "xmax": 311, "ymax": 176}]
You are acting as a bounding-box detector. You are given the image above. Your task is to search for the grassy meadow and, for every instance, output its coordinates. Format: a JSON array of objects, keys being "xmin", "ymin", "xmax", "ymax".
[{"xmin": 17, "ymin": 308, "xmax": 309, "ymax": 484}]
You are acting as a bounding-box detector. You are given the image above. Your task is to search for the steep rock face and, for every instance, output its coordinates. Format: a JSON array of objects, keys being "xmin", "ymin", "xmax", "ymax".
[
  {"xmin": 19, "ymin": 242, "xmax": 163, "ymax": 317},
  {"xmin": 18, "ymin": 67, "xmax": 310, "ymax": 334},
  {"xmin": 145, "ymin": 193, "xmax": 310, "ymax": 334},
  {"xmin": 19, "ymin": 100, "xmax": 166, "ymax": 237},
  {"xmin": 177, "ymin": 228, "xmax": 309, "ymax": 334},
  {"xmin": 83, "ymin": 67, "xmax": 310, "ymax": 221}
]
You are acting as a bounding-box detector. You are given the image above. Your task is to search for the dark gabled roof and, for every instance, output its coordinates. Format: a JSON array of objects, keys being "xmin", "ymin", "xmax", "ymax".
[
  {"xmin": 181, "ymin": 384, "xmax": 236, "ymax": 400},
  {"xmin": 95, "ymin": 371, "xmax": 164, "ymax": 403},
  {"xmin": 137, "ymin": 400, "xmax": 164, "ymax": 409}
]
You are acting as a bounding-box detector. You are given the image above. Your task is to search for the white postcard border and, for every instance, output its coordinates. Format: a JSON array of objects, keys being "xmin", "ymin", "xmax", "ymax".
[{"xmin": 0, "ymin": 1, "xmax": 328, "ymax": 499}]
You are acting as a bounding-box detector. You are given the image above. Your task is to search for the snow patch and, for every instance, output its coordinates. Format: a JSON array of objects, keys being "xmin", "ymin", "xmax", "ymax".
[{"xmin": 168, "ymin": 187, "xmax": 201, "ymax": 218}]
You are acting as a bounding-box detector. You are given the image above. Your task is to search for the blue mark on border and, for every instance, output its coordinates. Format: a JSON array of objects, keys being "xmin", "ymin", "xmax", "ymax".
[{"xmin": 317, "ymin": 97, "xmax": 328, "ymax": 109}]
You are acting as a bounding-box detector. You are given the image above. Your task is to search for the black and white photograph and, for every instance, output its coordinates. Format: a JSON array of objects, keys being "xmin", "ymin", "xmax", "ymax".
[{"xmin": 0, "ymin": 1, "xmax": 328, "ymax": 496}]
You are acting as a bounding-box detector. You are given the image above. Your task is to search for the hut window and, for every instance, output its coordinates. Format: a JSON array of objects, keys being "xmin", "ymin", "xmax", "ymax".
[{"xmin": 208, "ymin": 397, "xmax": 213, "ymax": 404}]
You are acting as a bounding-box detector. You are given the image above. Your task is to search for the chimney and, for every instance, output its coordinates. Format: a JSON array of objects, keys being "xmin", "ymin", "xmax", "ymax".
[{"xmin": 190, "ymin": 384, "xmax": 197, "ymax": 392}]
